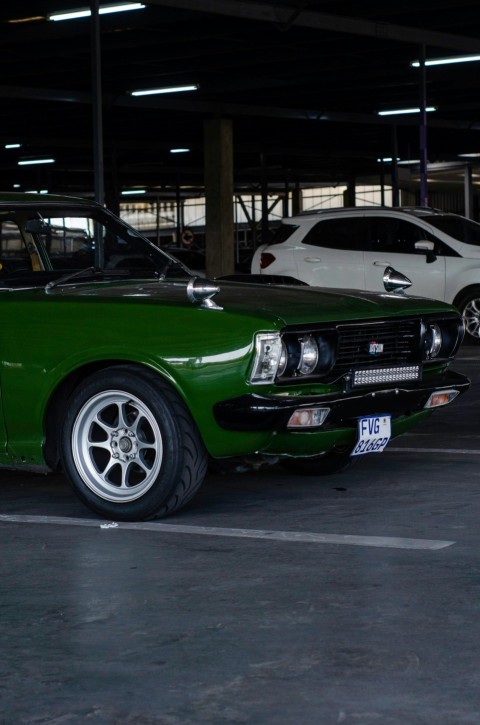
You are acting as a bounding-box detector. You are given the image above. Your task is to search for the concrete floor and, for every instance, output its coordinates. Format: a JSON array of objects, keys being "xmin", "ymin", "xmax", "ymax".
[{"xmin": 1, "ymin": 346, "xmax": 480, "ymax": 724}]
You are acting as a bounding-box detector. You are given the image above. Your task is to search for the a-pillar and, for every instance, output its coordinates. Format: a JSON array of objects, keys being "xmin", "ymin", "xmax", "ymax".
[{"xmin": 204, "ymin": 118, "xmax": 234, "ymax": 278}]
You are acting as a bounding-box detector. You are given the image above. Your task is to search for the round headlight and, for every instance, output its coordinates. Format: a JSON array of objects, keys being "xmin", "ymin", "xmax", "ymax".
[
  {"xmin": 425, "ymin": 323, "xmax": 442, "ymax": 358},
  {"xmin": 298, "ymin": 335, "xmax": 319, "ymax": 375}
]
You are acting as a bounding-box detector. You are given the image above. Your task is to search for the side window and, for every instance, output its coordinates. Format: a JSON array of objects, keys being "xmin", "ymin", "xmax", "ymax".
[
  {"xmin": 367, "ymin": 218, "xmax": 433, "ymax": 254},
  {"xmin": 32, "ymin": 216, "xmax": 96, "ymax": 270},
  {"xmin": 302, "ymin": 217, "xmax": 368, "ymax": 251},
  {"xmin": 0, "ymin": 220, "xmax": 32, "ymax": 271},
  {"xmin": 268, "ymin": 223, "xmax": 299, "ymax": 246}
]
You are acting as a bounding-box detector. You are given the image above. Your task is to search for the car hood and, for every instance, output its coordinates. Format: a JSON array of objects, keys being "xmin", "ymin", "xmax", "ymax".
[{"xmin": 47, "ymin": 277, "xmax": 457, "ymax": 326}]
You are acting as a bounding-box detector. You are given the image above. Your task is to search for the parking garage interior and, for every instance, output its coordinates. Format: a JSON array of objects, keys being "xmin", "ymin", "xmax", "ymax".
[
  {"xmin": 2, "ymin": 2, "xmax": 480, "ymax": 723},
  {"xmin": 3, "ymin": 1, "xmax": 480, "ymax": 274}
]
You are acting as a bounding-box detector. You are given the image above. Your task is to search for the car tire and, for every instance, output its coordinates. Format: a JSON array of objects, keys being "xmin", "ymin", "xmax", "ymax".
[
  {"xmin": 61, "ymin": 366, "xmax": 208, "ymax": 520},
  {"xmin": 455, "ymin": 287, "xmax": 480, "ymax": 344},
  {"xmin": 280, "ymin": 447, "xmax": 356, "ymax": 476}
]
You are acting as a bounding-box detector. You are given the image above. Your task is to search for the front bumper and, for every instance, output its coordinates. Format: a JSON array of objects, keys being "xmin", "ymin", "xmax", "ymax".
[{"xmin": 213, "ymin": 370, "xmax": 470, "ymax": 432}]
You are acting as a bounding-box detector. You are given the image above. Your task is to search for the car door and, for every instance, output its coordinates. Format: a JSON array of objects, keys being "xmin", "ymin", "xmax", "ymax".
[
  {"xmin": 363, "ymin": 216, "xmax": 447, "ymax": 300},
  {"xmin": 0, "ymin": 217, "xmax": 35, "ymax": 463},
  {"xmin": 292, "ymin": 215, "xmax": 367, "ymax": 290}
]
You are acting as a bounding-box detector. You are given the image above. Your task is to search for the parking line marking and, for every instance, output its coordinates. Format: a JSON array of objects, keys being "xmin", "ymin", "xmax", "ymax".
[
  {"xmin": 0, "ymin": 514, "xmax": 454, "ymax": 551},
  {"xmin": 387, "ymin": 447, "xmax": 480, "ymax": 455}
]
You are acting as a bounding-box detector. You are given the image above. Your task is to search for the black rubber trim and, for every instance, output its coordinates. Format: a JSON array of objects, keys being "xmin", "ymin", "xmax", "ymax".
[{"xmin": 213, "ymin": 370, "xmax": 470, "ymax": 432}]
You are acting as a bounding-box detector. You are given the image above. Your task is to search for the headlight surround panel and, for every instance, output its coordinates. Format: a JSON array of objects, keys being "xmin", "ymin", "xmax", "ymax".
[
  {"xmin": 250, "ymin": 328, "xmax": 337, "ymax": 385},
  {"xmin": 249, "ymin": 312, "xmax": 464, "ymax": 387},
  {"xmin": 421, "ymin": 315, "xmax": 465, "ymax": 361}
]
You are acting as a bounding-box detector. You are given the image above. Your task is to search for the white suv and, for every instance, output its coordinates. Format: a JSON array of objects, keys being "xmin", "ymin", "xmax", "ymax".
[{"xmin": 251, "ymin": 206, "xmax": 480, "ymax": 343}]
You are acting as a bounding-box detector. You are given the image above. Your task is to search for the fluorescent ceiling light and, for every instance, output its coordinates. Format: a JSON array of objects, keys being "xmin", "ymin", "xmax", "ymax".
[
  {"xmin": 48, "ymin": 3, "xmax": 145, "ymax": 21},
  {"xmin": 18, "ymin": 158, "xmax": 55, "ymax": 166},
  {"xmin": 13, "ymin": 184, "xmax": 21, "ymax": 188},
  {"xmin": 397, "ymin": 159, "xmax": 421, "ymax": 165},
  {"xmin": 130, "ymin": 84, "xmax": 199, "ymax": 97},
  {"xmin": 377, "ymin": 157, "xmax": 400, "ymax": 163},
  {"xmin": 411, "ymin": 54, "xmax": 480, "ymax": 68},
  {"xmin": 5, "ymin": 143, "xmax": 21, "ymax": 149},
  {"xmin": 8, "ymin": 16, "xmax": 44, "ymax": 24},
  {"xmin": 121, "ymin": 189, "xmax": 146, "ymax": 195},
  {"xmin": 170, "ymin": 148, "xmax": 190, "ymax": 154},
  {"xmin": 378, "ymin": 107, "xmax": 437, "ymax": 116},
  {"xmin": 459, "ymin": 152, "xmax": 480, "ymax": 158}
]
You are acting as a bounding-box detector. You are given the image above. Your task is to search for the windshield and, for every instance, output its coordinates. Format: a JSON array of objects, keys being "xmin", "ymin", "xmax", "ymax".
[
  {"xmin": 0, "ymin": 204, "xmax": 191, "ymax": 285},
  {"xmin": 426, "ymin": 215, "xmax": 480, "ymax": 247}
]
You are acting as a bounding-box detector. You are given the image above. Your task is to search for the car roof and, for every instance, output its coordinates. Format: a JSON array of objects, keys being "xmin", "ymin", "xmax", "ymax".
[
  {"xmin": 0, "ymin": 192, "xmax": 97, "ymax": 207},
  {"xmin": 288, "ymin": 206, "xmax": 457, "ymax": 223}
]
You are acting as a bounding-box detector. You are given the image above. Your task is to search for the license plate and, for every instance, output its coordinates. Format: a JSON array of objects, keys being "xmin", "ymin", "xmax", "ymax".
[{"xmin": 351, "ymin": 415, "xmax": 391, "ymax": 457}]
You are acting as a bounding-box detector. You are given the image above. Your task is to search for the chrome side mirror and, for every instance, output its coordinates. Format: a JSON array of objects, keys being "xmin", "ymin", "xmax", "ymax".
[
  {"xmin": 383, "ymin": 266, "xmax": 412, "ymax": 294},
  {"xmin": 187, "ymin": 276, "xmax": 223, "ymax": 310}
]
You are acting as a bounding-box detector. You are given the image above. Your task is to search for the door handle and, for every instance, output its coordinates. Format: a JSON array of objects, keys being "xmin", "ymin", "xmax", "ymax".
[
  {"xmin": 373, "ymin": 260, "xmax": 391, "ymax": 266},
  {"xmin": 304, "ymin": 257, "xmax": 322, "ymax": 263}
]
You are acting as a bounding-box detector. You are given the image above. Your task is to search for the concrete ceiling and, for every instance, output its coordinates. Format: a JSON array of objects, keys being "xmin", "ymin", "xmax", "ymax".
[{"xmin": 2, "ymin": 0, "xmax": 480, "ymax": 198}]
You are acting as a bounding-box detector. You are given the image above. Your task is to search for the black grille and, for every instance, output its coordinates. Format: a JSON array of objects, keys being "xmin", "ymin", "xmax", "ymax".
[
  {"xmin": 277, "ymin": 311, "xmax": 462, "ymax": 386},
  {"xmin": 334, "ymin": 319, "xmax": 419, "ymax": 372}
]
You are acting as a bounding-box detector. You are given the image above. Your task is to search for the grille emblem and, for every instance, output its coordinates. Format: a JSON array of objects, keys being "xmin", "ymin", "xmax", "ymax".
[{"xmin": 368, "ymin": 341, "xmax": 384, "ymax": 355}]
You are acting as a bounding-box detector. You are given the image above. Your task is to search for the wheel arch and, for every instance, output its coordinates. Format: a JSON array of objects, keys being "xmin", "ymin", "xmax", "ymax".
[
  {"xmin": 43, "ymin": 360, "xmax": 183, "ymax": 470},
  {"xmin": 452, "ymin": 284, "xmax": 480, "ymax": 309}
]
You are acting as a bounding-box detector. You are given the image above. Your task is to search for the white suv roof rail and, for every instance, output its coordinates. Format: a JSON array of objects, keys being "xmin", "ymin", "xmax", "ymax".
[{"xmin": 296, "ymin": 205, "xmax": 446, "ymax": 218}]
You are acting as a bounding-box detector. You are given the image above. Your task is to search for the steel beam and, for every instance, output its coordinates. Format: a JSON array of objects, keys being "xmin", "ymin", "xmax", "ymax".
[{"xmin": 146, "ymin": 0, "xmax": 480, "ymax": 53}]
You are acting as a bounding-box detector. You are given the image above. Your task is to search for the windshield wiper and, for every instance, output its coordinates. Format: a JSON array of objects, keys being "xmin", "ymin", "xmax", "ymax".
[
  {"xmin": 158, "ymin": 257, "xmax": 191, "ymax": 279},
  {"xmin": 45, "ymin": 266, "xmax": 135, "ymax": 291},
  {"xmin": 45, "ymin": 266, "xmax": 100, "ymax": 291}
]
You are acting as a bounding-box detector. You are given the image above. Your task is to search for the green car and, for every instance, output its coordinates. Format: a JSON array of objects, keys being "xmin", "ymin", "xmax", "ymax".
[{"xmin": 0, "ymin": 193, "xmax": 469, "ymax": 520}]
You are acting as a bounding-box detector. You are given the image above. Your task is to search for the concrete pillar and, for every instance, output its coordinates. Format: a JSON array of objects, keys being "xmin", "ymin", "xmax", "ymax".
[
  {"xmin": 344, "ymin": 177, "xmax": 356, "ymax": 207},
  {"xmin": 291, "ymin": 183, "xmax": 302, "ymax": 215},
  {"xmin": 203, "ymin": 118, "xmax": 234, "ymax": 278}
]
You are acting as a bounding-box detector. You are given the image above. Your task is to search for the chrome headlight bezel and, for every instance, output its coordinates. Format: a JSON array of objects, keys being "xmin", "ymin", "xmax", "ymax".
[
  {"xmin": 424, "ymin": 322, "xmax": 443, "ymax": 359},
  {"xmin": 421, "ymin": 314, "xmax": 465, "ymax": 363},
  {"xmin": 298, "ymin": 335, "xmax": 319, "ymax": 375}
]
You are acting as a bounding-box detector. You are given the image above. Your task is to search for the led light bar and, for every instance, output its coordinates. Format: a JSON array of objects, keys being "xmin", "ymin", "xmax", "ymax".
[{"xmin": 353, "ymin": 365, "xmax": 421, "ymax": 387}]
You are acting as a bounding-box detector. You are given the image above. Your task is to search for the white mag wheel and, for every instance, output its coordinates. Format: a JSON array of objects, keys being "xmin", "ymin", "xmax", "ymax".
[
  {"xmin": 462, "ymin": 295, "xmax": 480, "ymax": 342},
  {"xmin": 72, "ymin": 390, "xmax": 164, "ymax": 503},
  {"xmin": 62, "ymin": 366, "xmax": 208, "ymax": 520}
]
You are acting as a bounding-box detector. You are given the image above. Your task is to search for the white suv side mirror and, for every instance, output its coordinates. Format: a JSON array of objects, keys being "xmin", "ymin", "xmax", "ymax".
[
  {"xmin": 415, "ymin": 240, "xmax": 435, "ymax": 252},
  {"xmin": 415, "ymin": 239, "xmax": 437, "ymax": 264}
]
